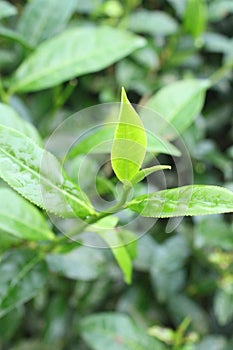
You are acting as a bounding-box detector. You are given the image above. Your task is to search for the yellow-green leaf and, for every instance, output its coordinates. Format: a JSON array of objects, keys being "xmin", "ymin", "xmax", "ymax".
[{"xmin": 111, "ymin": 88, "xmax": 147, "ymax": 183}]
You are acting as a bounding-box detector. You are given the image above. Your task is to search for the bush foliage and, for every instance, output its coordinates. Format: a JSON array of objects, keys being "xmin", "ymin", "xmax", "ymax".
[{"xmin": 0, "ymin": 0, "xmax": 233, "ymax": 349}]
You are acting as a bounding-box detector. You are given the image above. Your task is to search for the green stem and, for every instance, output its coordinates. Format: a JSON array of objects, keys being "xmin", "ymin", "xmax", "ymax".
[
  {"xmin": 43, "ymin": 183, "xmax": 132, "ymax": 252},
  {"xmin": 108, "ymin": 182, "xmax": 132, "ymax": 213},
  {"xmin": 209, "ymin": 60, "xmax": 233, "ymax": 86}
]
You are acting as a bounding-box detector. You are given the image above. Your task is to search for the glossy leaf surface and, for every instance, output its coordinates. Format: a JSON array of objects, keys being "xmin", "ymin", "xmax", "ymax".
[
  {"xmin": 111, "ymin": 88, "xmax": 147, "ymax": 183},
  {"xmin": 0, "ymin": 188, "xmax": 54, "ymax": 241},
  {"xmin": 0, "ymin": 125, "xmax": 95, "ymax": 218},
  {"xmin": 127, "ymin": 185, "xmax": 233, "ymax": 217}
]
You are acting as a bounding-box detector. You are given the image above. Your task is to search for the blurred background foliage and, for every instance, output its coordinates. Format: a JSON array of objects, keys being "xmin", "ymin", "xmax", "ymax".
[{"xmin": 0, "ymin": 0, "xmax": 233, "ymax": 349}]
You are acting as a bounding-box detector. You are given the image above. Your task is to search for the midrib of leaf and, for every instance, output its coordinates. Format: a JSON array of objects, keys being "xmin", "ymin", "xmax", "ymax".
[
  {"xmin": 127, "ymin": 185, "xmax": 233, "ymax": 217},
  {"xmin": 13, "ymin": 34, "xmax": 140, "ymax": 91},
  {"xmin": 0, "ymin": 147, "xmax": 91, "ymax": 214},
  {"xmin": 0, "ymin": 209, "xmax": 51, "ymax": 238}
]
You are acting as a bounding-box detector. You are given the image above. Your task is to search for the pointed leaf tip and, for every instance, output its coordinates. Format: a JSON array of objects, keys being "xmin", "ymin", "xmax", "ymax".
[
  {"xmin": 111, "ymin": 88, "xmax": 147, "ymax": 183},
  {"xmin": 121, "ymin": 86, "xmax": 128, "ymax": 103}
]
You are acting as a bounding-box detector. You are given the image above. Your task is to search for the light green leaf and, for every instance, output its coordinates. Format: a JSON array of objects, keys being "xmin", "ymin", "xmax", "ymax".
[
  {"xmin": 148, "ymin": 326, "xmax": 175, "ymax": 344},
  {"xmin": 0, "ymin": 0, "xmax": 17, "ymax": 19},
  {"xmin": 0, "ymin": 102, "xmax": 42, "ymax": 145},
  {"xmin": 0, "ymin": 26, "xmax": 32, "ymax": 49},
  {"xmin": 17, "ymin": 0, "xmax": 77, "ymax": 46},
  {"xmin": 111, "ymin": 88, "xmax": 147, "ymax": 183},
  {"xmin": 126, "ymin": 185, "xmax": 233, "ymax": 218},
  {"xmin": 91, "ymin": 216, "xmax": 137, "ymax": 284},
  {"xmin": 127, "ymin": 9, "xmax": 178, "ymax": 36},
  {"xmin": 184, "ymin": 0, "xmax": 207, "ymax": 39},
  {"xmin": 0, "ymin": 188, "xmax": 54, "ymax": 241},
  {"xmin": 0, "ymin": 125, "xmax": 95, "ymax": 219},
  {"xmin": 11, "ymin": 27, "xmax": 145, "ymax": 93},
  {"xmin": 146, "ymin": 79, "xmax": 209, "ymax": 139},
  {"xmin": 80, "ymin": 313, "xmax": 166, "ymax": 350},
  {"xmin": 131, "ymin": 165, "xmax": 171, "ymax": 185},
  {"xmin": 68, "ymin": 124, "xmax": 180, "ymax": 159},
  {"xmin": 0, "ymin": 250, "xmax": 48, "ymax": 318},
  {"xmin": 99, "ymin": 230, "xmax": 133, "ymax": 284}
]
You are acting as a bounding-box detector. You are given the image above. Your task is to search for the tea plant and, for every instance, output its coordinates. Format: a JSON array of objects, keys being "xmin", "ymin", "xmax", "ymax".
[
  {"xmin": 0, "ymin": 0, "xmax": 233, "ymax": 349},
  {"xmin": 0, "ymin": 86, "xmax": 232, "ymax": 283}
]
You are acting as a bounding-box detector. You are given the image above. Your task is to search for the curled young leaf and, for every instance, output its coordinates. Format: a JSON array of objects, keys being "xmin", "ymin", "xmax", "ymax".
[
  {"xmin": 111, "ymin": 88, "xmax": 147, "ymax": 183},
  {"xmin": 131, "ymin": 165, "xmax": 171, "ymax": 185}
]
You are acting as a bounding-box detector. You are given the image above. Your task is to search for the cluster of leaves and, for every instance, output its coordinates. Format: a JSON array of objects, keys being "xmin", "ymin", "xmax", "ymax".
[{"xmin": 0, "ymin": 0, "xmax": 233, "ymax": 349}]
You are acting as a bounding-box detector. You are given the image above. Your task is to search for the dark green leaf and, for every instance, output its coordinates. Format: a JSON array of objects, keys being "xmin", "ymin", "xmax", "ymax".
[
  {"xmin": 11, "ymin": 341, "xmax": 52, "ymax": 350},
  {"xmin": 0, "ymin": 307, "xmax": 23, "ymax": 342},
  {"xmin": 194, "ymin": 216, "xmax": 233, "ymax": 250},
  {"xmin": 0, "ymin": 250, "xmax": 48, "ymax": 318},
  {"xmin": 168, "ymin": 294, "xmax": 209, "ymax": 333},
  {"xmin": 0, "ymin": 230, "xmax": 20, "ymax": 252},
  {"xmin": 0, "ymin": 26, "xmax": 32, "ymax": 49}
]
